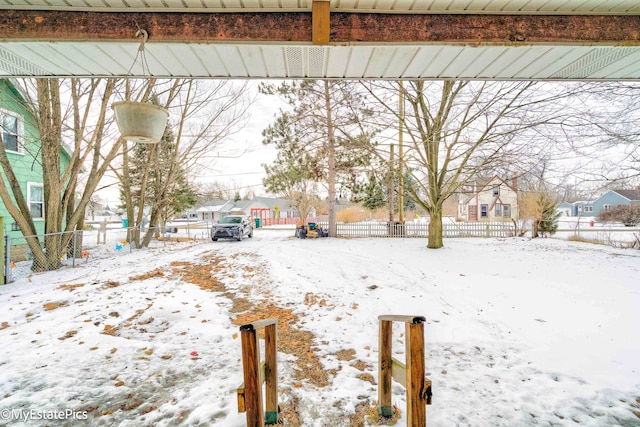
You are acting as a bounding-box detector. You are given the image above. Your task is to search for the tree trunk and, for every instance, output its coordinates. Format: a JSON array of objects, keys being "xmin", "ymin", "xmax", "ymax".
[
  {"xmin": 427, "ymin": 207, "xmax": 444, "ymax": 249},
  {"xmin": 324, "ymin": 81, "xmax": 337, "ymax": 238}
]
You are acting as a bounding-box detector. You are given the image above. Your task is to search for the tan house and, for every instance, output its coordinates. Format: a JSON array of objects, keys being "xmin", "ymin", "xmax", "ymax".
[{"xmin": 458, "ymin": 176, "xmax": 518, "ymax": 222}]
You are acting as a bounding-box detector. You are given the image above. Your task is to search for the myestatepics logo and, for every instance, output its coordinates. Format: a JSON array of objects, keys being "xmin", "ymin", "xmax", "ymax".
[{"xmin": 0, "ymin": 408, "xmax": 88, "ymax": 422}]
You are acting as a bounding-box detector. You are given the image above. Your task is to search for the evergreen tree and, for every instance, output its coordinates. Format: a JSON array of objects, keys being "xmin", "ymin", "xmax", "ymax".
[
  {"xmin": 261, "ymin": 80, "xmax": 376, "ymax": 236},
  {"xmin": 533, "ymin": 192, "xmax": 560, "ymax": 237},
  {"xmin": 354, "ymin": 173, "xmax": 386, "ymax": 212}
]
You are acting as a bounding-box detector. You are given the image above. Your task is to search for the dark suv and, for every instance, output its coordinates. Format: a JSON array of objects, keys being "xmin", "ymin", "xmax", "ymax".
[{"xmin": 211, "ymin": 215, "xmax": 253, "ymax": 241}]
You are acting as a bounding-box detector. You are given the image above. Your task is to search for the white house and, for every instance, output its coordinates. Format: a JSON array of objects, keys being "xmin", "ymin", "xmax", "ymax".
[{"xmin": 458, "ymin": 176, "xmax": 519, "ymax": 222}]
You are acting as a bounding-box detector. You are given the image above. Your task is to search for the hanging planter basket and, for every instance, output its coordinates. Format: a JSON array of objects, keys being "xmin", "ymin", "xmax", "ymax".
[{"xmin": 112, "ymin": 101, "xmax": 169, "ymax": 144}]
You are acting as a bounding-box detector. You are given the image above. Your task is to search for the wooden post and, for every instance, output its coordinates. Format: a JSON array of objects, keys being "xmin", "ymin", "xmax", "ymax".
[
  {"xmin": 264, "ymin": 322, "xmax": 278, "ymax": 424},
  {"xmin": 378, "ymin": 319, "xmax": 393, "ymax": 417},
  {"xmin": 406, "ymin": 320, "xmax": 426, "ymax": 426},
  {"xmin": 312, "ymin": 0, "xmax": 331, "ymax": 45},
  {"xmin": 241, "ymin": 325, "xmax": 264, "ymax": 427},
  {"xmin": 238, "ymin": 318, "xmax": 278, "ymax": 426},
  {"xmin": 378, "ymin": 315, "xmax": 430, "ymax": 426}
]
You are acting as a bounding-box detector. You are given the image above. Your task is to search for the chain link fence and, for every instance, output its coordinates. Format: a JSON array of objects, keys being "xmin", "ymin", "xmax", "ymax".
[{"xmin": 5, "ymin": 224, "xmax": 213, "ymax": 283}]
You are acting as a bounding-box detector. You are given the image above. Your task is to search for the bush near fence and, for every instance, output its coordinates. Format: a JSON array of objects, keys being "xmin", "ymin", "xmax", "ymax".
[{"xmin": 317, "ymin": 221, "xmax": 515, "ymax": 238}]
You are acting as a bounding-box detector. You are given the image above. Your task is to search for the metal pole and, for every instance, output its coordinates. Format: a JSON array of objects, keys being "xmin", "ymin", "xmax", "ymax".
[
  {"xmin": 72, "ymin": 230, "xmax": 76, "ymax": 267},
  {"xmin": 5, "ymin": 235, "xmax": 11, "ymax": 284}
]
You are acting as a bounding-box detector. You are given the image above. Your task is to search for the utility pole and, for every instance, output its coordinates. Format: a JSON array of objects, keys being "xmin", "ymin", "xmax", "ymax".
[
  {"xmin": 398, "ymin": 81, "xmax": 405, "ymax": 223},
  {"xmin": 388, "ymin": 144, "xmax": 395, "ymax": 223}
]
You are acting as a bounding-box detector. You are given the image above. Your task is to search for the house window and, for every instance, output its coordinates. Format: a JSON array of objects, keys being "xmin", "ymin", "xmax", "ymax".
[
  {"xmin": 503, "ymin": 204, "xmax": 511, "ymax": 218},
  {"xmin": 495, "ymin": 204, "xmax": 501, "ymax": 216},
  {"xmin": 1, "ymin": 110, "xmax": 23, "ymax": 153},
  {"xmin": 493, "ymin": 185, "xmax": 500, "ymax": 197},
  {"xmin": 28, "ymin": 183, "xmax": 44, "ymax": 219},
  {"xmin": 584, "ymin": 206, "xmax": 593, "ymax": 213},
  {"xmin": 481, "ymin": 204, "xmax": 488, "ymax": 218},
  {"xmin": 603, "ymin": 204, "xmax": 611, "ymax": 211}
]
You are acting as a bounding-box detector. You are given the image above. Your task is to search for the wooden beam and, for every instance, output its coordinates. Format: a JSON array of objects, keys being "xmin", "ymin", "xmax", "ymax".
[
  {"xmin": 2, "ymin": 10, "xmax": 640, "ymax": 45},
  {"xmin": 264, "ymin": 322, "xmax": 278, "ymax": 424},
  {"xmin": 240, "ymin": 327, "xmax": 264, "ymax": 427},
  {"xmin": 378, "ymin": 319, "xmax": 393, "ymax": 418},
  {"xmin": 406, "ymin": 321, "xmax": 427, "ymax": 426},
  {"xmin": 312, "ymin": 1, "xmax": 331, "ymax": 45}
]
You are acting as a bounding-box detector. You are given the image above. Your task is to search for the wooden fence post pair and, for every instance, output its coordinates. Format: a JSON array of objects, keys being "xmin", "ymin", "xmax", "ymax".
[
  {"xmin": 237, "ymin": 315, "xmax": 431, "ymax": 426},
  {"xmin": 378, "ymin": 315, "xmax": 432, "ymax": 426},
  {"xmin": 237, "ymin": 318, "xmax": 278, "ymax": 426}
]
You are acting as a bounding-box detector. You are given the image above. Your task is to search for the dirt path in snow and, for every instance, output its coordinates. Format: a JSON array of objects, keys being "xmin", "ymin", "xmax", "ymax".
[{"xmin": 173, "ymin": 250, "xmax": 399, "ymax": 426}]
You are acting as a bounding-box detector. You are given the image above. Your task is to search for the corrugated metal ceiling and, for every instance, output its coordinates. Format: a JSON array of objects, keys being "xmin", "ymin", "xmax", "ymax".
[
  {"xmin": 2, "ymin": 0, "xmax": 640, "ymax": 80},
  {"xmin": 2, "ymin": 0, "xmax": 639, "ymax": 14}
]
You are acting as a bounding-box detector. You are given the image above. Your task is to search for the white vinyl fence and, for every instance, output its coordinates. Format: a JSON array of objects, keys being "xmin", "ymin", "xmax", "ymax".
[{"xmin": 316, "ymin": 221, "xmax": 515, "ymax": 238}]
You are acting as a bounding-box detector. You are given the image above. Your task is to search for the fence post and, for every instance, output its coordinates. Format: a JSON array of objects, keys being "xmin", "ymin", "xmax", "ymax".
[
  {"xmin": 238, "ymin": 318, "xmax": 278, "ymax": 426},
  {"xmin": 378, "ymin": 318, "xmax": 393, "ymax": 417},
  {"xmin": 1, "ymin": 218, "xmax": 4, "ymax": 285},
  {"xmin": 264, "ymin": 322, "xmax": 278, "ymax": 423},
  {"xmin": 378, "ymin": 315, "xmax": 431, "ymax": 426},
  {"xmin": 72, "ymin": 230, "xmax": 77, "ymax": 267},
  {"xmin": 406, "ymin": 319, "xmax": 426, "ymax": 425},
  {"xmin": 241, "ymin": 324, "xmax": 263, "ymax": 427},
  {"xmin": 4, "ymin": 234, "xmax": 11, "ymax": 284}
]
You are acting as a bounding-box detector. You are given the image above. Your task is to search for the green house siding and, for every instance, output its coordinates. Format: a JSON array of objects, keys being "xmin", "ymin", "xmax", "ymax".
[{"xmin": 0, "ymin": 79, "xmax": 71, "ymax": 239}]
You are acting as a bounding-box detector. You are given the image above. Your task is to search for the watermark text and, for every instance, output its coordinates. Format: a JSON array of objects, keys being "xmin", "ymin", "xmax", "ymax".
[{"xmin": 0, "ymin": 408, "xmax": 88, "ymax": 422}]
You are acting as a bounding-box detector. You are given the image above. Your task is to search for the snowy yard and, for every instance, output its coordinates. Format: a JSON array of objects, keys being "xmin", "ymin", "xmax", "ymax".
[{"xmin": 0, "ymin": 229, "xmax": 639, "ymax": 426}]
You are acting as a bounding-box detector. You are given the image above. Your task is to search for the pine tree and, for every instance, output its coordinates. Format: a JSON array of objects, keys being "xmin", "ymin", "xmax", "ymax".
[
  {"xmin": 533, "ymin": 192, "xmax": 560, "ymax": 237},
  {"xmin": 355, "ymin": 173, "xmax": 386, "ymax": 212}
]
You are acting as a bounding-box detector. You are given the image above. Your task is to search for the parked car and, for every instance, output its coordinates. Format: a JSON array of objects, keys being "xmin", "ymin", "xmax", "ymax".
[{"xmin": 211, "ymin": 215, "xmax": 253, "ymax": 241}]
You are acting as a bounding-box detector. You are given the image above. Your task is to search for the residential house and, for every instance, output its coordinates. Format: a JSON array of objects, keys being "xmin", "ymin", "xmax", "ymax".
[
  {"xmin": 194, "ymin": 196, "xmax": 319, "ymax": 225},
  {"xmin": 195, "ymin": 200, "xmax": 236, "ymax": 222},
  {"xmin": 254, "ymin": 196, "xmax": 316, "ymax": 225},
  {"xmin": 0, "ymin": 79, "xmax": 70, "ymax": 239},
  {"xmin": 555, "ymin": 201, "xmax": 574, "ymax": 217},
  {"xmin": 570, "ymin": 200, "xmax": 592, "ymax": 217},
  {"xmin": 592, "ymin": 189, "xmax": 640, "ymax": 216},
  {"xmin": 458, "ymin": 176, "xmax": 518, "ymax": 222},
  {"xmin": 232, "ymin": 198, "xmax": 271, "ymax": 220},
  {"xmin": 560, "ymin": 190, "xmax": 639, "ymax": 218}
]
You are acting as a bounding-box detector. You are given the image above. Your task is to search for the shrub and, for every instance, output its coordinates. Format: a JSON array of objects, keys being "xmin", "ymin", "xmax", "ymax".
[{"xmin": 597, "ymin": 205, "xmax": 640, "ymax": 227}]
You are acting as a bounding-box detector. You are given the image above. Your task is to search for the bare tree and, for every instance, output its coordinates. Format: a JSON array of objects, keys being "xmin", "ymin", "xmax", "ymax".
[
  {"xmin": 0, "ymin": 78, "xmax": 122, "ymax": 270},
  {"xmin": 363, "ymin": 80, "xmax": 585, "ymax": 248},
  {"xmin": 114, "ymin": 79, "xmax": 252, "ymax": 247}
]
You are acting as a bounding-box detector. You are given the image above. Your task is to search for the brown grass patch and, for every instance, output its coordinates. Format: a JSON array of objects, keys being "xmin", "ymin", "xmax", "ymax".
[
  {"xmin": 173, "ymin": 258, "xmax": 226, "ymax": 293},
  {"xmin": 58, "ymin": 283, "xmax": 85, "ymax": 291},
  {"xmin": 346, "ymin": 401, "xmax": 402, "ymax": 426},
  {"xmin": 100, "ymin": 280, "xmax": 121, "ymax": 290},
  {"xmin": 234, "ymin": 304, "xmax": 330, "ymax": 387},
  {"xmin": 0, "ymin": 322, "xmax": 8, "ymax": 330},
  {"xmin": 352, "ymin": 359, "xmax": 373, "ymax": 372},
  {"xmin": 229, "ymin": 297, "xmax": 253, "ymax": 313},
  {"xmin": 129, "ymin": 269, "xmax": 165, "ymax": 281},
  {"xmin": 304, "ymin": 292, "xmax": 328, "ymax": 307},
  {"xmin": 277, "ymin": 396, "xmax": 302, "ymax": 426},
  {"xmin": 336, "ymin": 348, "xmax": 356, "ymax": 361},
  {"xmin": 58, "ymin": 330, "xmax": 77, "ymax": 340},
  {"xmin": 43, "ymin": 301, "xmax": 69, "ymax": 311},
  {"xmin": 102, "ymin": 325, "xmax": 119, "ymax": 336},
  {"xmin": 357, "ymin": 373, "xmax": 376, "ymax": 385}
]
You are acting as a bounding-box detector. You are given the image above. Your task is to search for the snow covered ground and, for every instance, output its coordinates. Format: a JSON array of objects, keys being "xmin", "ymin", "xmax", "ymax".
[{"xmin": 1, "ymin": 229, "xmax": 639, "ymax": 426}]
